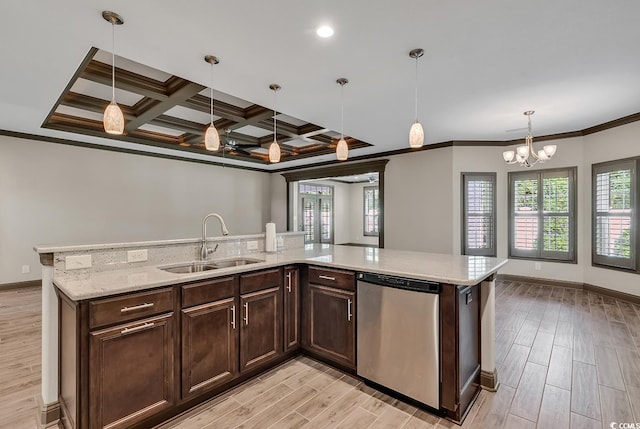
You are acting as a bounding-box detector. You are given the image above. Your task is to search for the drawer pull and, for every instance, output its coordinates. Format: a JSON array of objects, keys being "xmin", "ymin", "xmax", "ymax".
[
  {"xmin": 231, "ymin": 305, "xmax": 236, "ymax": 330},
  {"xmin": 286, "ymin": 272, "xmax": 292, "ymax": 292},
  {"xmin": 347, "ymin": 298, "xmax": 353, "ymax": 321},
  {"xmin": 120, "ymin": 322, "xmax": 155, "ymax": 335},
  {"xmin": 120, "ymin": 302, "xmax": 154, "ymax": 313},
  {"xmin": 318, "ymin": 275, "xmax": 336, "ymax": 281},
  {"xmin": 243, "ymin": 302, "xmax": 249, "ymax": 326}
]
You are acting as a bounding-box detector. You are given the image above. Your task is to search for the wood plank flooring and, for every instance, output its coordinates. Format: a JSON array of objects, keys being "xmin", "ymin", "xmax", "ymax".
[
  {"xmin": 3, "ymin": 280, "xmax": 640, "ymax": 428},
  {"xmin": 0, "ymin": 286, "xmax": 41, "ymax": 429}
]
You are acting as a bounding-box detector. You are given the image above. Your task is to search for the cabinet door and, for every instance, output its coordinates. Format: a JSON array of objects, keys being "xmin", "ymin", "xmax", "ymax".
[
  {"xmin": 240, "ymin": 287, "xmax": 282, "ymax": 372},
  {"xmin": 89, "ymin": 313, "xmax": 175, "ymax": 429},
  {"xmin": 181, "ymin": 297, "xmax": 239, "ymax": 399},
  {"xmin": 284, "ymin": 267, "xmax": 300, "ymax": 352},
  {"xmin": 308, "ymin": 284, "xmax": 355, "ymax": 368},
  {"xmin": 457, "ymin": 284, "xmax": 480, "ymax": 413}
]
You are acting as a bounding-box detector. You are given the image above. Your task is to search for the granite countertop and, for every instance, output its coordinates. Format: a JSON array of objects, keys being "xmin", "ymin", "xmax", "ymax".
[{"xmin": 53, "ymin": 244, "xmax": 508, "ymax": 301}]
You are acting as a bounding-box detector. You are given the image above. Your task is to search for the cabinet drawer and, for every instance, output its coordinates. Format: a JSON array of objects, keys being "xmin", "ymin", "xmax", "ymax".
[
  {"xmin": 89, "ymin": 288, "xmax": 174, "ymax": 329},
  {"xmin": 308, "ymin": 266, "xmax": 355, "ymax": 291},
  {"xmin": 240, "ymin": 268, "xmax": 282, "ymax": 294},
  {"xmin": 182, "ymin": 276, "xmax": 237, "ymax": 308}
]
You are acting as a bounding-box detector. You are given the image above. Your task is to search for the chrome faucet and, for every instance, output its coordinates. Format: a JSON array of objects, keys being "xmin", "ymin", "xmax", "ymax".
[{"xmin": 200, "ymin": 213, "xmax": 229, "ymax": 260}]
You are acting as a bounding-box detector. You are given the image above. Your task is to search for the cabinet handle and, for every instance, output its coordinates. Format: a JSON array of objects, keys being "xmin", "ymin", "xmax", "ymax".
[
  {"xmin": 231, "ymin": 305, "xmax": 236, "ymax": 330},
  {"xmin": 120, "ymin": 302, "xmax": 154, "ymax": 313},
  {"xmin": 120, "ymin": 322, "xmax": 155, "ymax": 335},
  {"xmin": 347, "ymin": 298, "xmax": 353, "ymax": 321},
  {"xmin": 243, "ymin": 302, "xmax": 249, "ymax": 326},
  {"xmin": 318, "ymin": 275, "xmax": 336, "ymax": 281},
  {"xmin": 286, "ymin": 272, "xmax": 292, "ymax": 292}
]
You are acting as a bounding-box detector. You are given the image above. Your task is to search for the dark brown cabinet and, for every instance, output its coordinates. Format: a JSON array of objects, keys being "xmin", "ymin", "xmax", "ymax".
[
  {"xmin": 239, "ymin": 269, "xmax": 283, "ymax": 372},
  {"xmin": 441, "ymin": 283, "xmax": 481, "ymax": 422},
  {"xmin": 283, "ymin": 266, "xmax": 300, "ymax": 352},
  {"xmin": 303, "ymin": 267, "xmax": 356, "ymax": 369},
  {"xmin": 88, "ymin": 313, "xmax": 176, "ymax": 429},
  {"xmin": 180, "ymin": 277, "xmax": 239, "ymax": 399}
]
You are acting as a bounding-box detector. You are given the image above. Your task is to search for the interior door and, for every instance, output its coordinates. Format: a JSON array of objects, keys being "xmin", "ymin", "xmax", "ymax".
[{"xmin": 299, "ymin": 195, "xmax": 333, "ymax": 244}]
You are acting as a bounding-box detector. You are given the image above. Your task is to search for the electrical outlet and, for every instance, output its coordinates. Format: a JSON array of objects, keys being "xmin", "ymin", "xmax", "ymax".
[
  {"xmin": 21, "ymin": 265, "xmax": 30, "ymax": 274},
  {"xmin": 277, "ymin": 236, "xmax": 284, "ymax": 248},
  {"xmin": 534, "ymin": 262, "xmax": 542, "ymax": 270},
  {"xmin": 246, "ymin": 241, "xmax": 259, "ymax": 250},
  {"xmin": 127, "ymin": 249, "xmax": 148, "ymax": 263},
  {"xmin": 65, "ymin": 255, "xmax": 92, "ymax": 270}
]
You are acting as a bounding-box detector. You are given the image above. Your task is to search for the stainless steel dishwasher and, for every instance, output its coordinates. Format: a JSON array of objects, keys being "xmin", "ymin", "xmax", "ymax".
[{"xmin": 357, "ymin": 272, "xmax": 440, "ymax": 409}]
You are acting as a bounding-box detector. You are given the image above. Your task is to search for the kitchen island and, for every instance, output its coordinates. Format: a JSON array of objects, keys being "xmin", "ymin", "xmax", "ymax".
[{"xmin": 35, "ymin": 237, "xmax": 507, "ymax": 428}]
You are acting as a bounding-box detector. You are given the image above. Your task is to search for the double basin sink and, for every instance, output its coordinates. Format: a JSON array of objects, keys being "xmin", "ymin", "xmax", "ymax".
[{"xmin": 159, "ymin": 257, "xmax": 264, "ymax": 274}]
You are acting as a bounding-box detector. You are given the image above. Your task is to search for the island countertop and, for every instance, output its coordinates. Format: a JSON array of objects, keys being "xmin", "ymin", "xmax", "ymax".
[{"xmin": 50, "ymin": 244, "xmax": 508, "ymax": 301}]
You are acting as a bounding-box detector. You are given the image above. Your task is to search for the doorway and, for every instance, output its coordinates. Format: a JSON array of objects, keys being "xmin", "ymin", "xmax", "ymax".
[{"xmin": 298, "ymin": 183, "xmax": 334, "ymax": 244}]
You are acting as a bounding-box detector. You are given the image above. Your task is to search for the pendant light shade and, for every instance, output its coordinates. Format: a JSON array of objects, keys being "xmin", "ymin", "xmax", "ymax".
[
  {"xmin": 269, "ymin": 84, "xmax": 282, "ymax": 163},
  {"xmin": 269, "ymin": 141, "xmax": 281, "ymax": 163},
  {"xmin": 205, "ymin": 125, "xmax": 220, "ymax": 151},
  {"xmin": 204, "ymin": 55, "xmax": 220, "ymax": 151},
  {"xmin": 336, "ymin": 138, "xmax": 348, "ymax": 161},
  {"xmin": 104, "ymin": 101, "xmax": 125, "ymax": 134},
  {"xmin": 102, "ymin": 11, "xmax": 124, "ymax": 135},
  {"xmin": 408, "ymin": 48, "xmax": 425, "ymax": 148},
  {"xmin": 409, "ymin": 121, "xmax": 424, "ymax": 149},
  {"xmin": 335, "ymin": 78, "xmax": 349, "ymax": 161}
]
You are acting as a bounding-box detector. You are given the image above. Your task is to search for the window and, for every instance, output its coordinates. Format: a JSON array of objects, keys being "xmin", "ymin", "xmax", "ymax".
[
  {"xmin": 508, "ymin": 167, "xmax": 576, "ymax": 262},
  {"xmin": 593, "ymin": 159, "xmax": 638, "ymax": 271},
  {"xmin": 461, "ymin": 173, "xmax": 496, "ymax": 256},
  {"xmin": 364, "ymin": 186, "xmax": 379, "ymax": 236}
]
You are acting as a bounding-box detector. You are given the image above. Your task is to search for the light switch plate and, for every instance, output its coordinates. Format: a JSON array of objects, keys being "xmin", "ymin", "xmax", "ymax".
[
  {"xmin": 127, "ymin": 249, "xmax": 148, "ymax": 263},
  {"xmin": 246, "ymin": 241, "xmax": 259, "ymax": 250},
  {"xmin": 65, "ymin": 255, "xmax": 92, "ymax": 270}
]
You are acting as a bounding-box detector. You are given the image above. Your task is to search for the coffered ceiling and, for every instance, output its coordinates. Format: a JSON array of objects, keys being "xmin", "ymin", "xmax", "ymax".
[
  {"xmin": 43, "ymin": 48, "xmax": 371, "ymax": 164},
  {"xmin": 2, "ymin": 1, "xmax": 640, "ymax": 171}
]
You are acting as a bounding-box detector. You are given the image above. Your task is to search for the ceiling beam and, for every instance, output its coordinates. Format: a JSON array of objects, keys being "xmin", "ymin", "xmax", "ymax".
[
  {"xmin": 125, "ymin": 81, "xmax": 205, "ymax": 131},
  {"xmin": 81, "ymin": 60, "xmax": 169, "ymax": 101}
]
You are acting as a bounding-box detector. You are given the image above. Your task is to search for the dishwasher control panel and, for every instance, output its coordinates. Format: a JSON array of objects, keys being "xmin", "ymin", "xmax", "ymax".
[{"xmin": 357, "ymin": 272, "xmax": 440, "ymax": 293}]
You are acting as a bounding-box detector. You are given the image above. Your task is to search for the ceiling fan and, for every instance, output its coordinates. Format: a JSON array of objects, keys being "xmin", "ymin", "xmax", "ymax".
[{"xmin": 221, "ymin": 129, "xmax": 262, "ymax": 156}]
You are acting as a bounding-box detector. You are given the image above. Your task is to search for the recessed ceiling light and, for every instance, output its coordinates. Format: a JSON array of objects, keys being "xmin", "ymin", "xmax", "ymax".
[{"xmin": 316, "ymin": 25, "xmax": 334, "ymax": 38}]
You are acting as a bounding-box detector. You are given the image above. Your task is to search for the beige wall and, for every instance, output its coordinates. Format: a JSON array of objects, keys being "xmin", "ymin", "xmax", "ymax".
[
  {"xmin": 0, "ymin": 135, "xmax": 272, "ymax": 284},
  {"xmin": 384, "ymin": 147, "xmax": 454, "ymax": 253}
]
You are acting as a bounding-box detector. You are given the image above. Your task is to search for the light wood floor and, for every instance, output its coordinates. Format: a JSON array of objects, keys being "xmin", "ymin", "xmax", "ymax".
[
  {"xmin": 3, "ymin": 281, "xmax": 640, "ymax": 428},
  {"xmin": 0, "ymin": 286, "xmax": 41, "ymax": 429}
]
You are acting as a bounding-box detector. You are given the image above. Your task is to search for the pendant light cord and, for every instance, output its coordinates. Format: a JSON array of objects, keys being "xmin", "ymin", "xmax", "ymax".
[
  {"xmin": 111, "ymin": 22, "xmax": 116, "ymax": 102},
  {"xmin": 414, "ymin": 55, "xmax": 419, "ymax": 122},
  {"xmin": 273, "ymin": 89, "xmax": 278, "ymax": 141},
  {"xmin": 210, "ymin": 63, "xmax": 214, "ymax": 126},
  {"xmin": 340, "ymin": 83, "xmax": 344, "ymax": 139}
]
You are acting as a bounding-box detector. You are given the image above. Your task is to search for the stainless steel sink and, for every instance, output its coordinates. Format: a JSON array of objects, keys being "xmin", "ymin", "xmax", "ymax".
[
  {"xmin": 159, "ymin": 257, "xmax": 264, "ymax": 274},
  {"xmin": 160, "ymin": 262, "xmax": 219, "ymax": 274},
  {"xmin": 210, "ymin": 257, "xmax": 264, "ymax": 268}
]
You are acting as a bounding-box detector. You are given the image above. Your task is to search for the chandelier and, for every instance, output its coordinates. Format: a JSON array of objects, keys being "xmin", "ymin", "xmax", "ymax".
[{"xmin": 503, "ymin": 111, "xmax": 556, "ymax": 167}]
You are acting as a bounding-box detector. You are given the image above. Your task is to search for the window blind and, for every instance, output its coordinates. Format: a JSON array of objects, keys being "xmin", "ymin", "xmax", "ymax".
[
  {"xmin": 364, "ymin": 186, "xmax": 379, "ymax": 236},
  {"xmin": 462, "ymin": 173, "xmax": 496, "ymax": 256},
  {"xmin": 593, "ymin": 160, "xmax": 636, "ymax": 270}
]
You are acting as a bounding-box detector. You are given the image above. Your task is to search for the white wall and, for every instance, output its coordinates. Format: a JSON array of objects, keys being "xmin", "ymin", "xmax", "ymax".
[
  {"xmin": 349, "ymin": 182, "xmax": 379, "ymax": 246},
  {"xmin": 0, "ymin": 135, "xmax": 272, "ymax": 284},
  {"xmin": 385, "ymin": 147, "xmax": 454, "ymax": 253},
  {"xmin": 450, "ymin": 138, "xmax": 588, "ymax": 283},
  {"xmin": 582, "ymin": 121, "xmax": 640, "ymax": 296}
]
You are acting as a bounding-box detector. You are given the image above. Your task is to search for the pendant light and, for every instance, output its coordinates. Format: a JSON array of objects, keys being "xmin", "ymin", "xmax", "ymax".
[
  {"xmin": 101, "ymin": 11, "xmax": 125, "ymax": 135},
  {"xmin": 269, "ymin": 84, "xmax": 281, "ymax": 163},
  {"xmin": 204, "ymin": 55, "xmax": 221, "ymax": 151},
  {"xmin": 336, "ymin": 78, "xmax": 349, "ymax": 161},
  {"xmin": 408, "ymin": 48, "xmax": 424, "ymax": 148}
]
